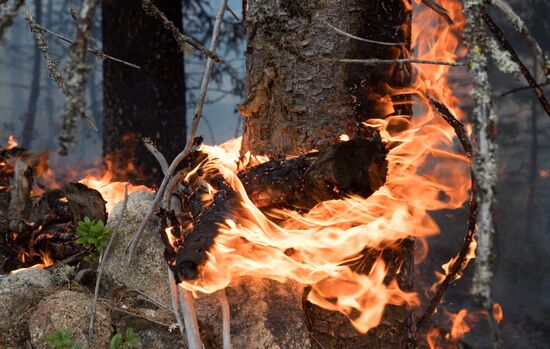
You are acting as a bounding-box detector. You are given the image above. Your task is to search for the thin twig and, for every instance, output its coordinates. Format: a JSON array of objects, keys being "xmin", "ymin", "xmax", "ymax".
[
  {"xmin": 168, "ymin": 268, "xmax": 186, "ymax": 340},
  {"xmin": 227, "ymin": 5, "xmax": 241, "ymax": 23},
  {"xmin": 498, "ymin": 81, "xmax": 550, "ymax": 98},
  {"xmin": 178, "ymin": 286, "xmax": 203, "ymax": 349},
  {"xmin": 421, "ymin": 0, "xmax": 454, "ymax": 24},
  {"xmin": 88, "ymin": 185, "xmax": 128, "ymax": 340},
  {"xmin": 218, "ymin": 289, "xmax": 232, "ymax": 349},
  {"xmin": 142, "ymin": 0, "xmax": 222, "ymax": 63},
  {"xmin": 417, "ymin": 97, "xmax": 477, "ymax": 330},
  {"xmin": 489, "ymin": 0, "xmax": 548, "ymax": 77},
  {"xmin": 328, "ymin": 58, "xmax": 466, "ymax": 67},
  {"xmin": 322, "ymin": 19, "xmax": 407, "ymax": 46},
  {"xmin": 127, "ymin": 0, "xmax": 228, "ymax": 262},
  {"xmin": 482, "ymin": 10, "xmax": 550, "ymax": 118},
  {"xmin": 143, "ymin": 138, "xmax": 169, "ymax": 175}
]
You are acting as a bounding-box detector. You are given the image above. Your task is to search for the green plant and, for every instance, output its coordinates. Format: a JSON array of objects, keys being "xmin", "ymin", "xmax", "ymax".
[
  {"xmin": 110, "ymin": 327, "xmax": 140, "ymax": 349},
  {"xmin": 76, "ymin": 216, "xmax": 112, "ymax": 261},
  {"xmin": 44, "ymin": 328, "xmax": 83, "ymax": 349}
]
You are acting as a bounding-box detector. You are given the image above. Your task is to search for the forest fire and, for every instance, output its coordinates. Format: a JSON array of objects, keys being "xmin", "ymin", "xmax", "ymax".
[{"xmin": 154, "ymin": 0, "xmax": 476, "ymax": 336}]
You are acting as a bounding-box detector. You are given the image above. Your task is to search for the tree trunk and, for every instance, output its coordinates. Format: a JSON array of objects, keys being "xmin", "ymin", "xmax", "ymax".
[
  {"xmin": 20, "ymin": 0, "xmax": 42, "ymax": 149},
  {"xmin": 102, "ymin": 0, "xmax": 186, "ymax": 186},
  {"xmin": 240, "ymin": 0, "xmax": 414, "ymax": 347}
]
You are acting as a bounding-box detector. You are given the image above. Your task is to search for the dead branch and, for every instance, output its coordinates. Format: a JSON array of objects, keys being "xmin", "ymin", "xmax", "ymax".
[
  {"xmin": 127, "ymin": 0, "xmax": 228, "ymax": 262},
  {"xmin": 322, "ymin": 19, "xmax": 407, "ymax": 46},
  {"xmin": 33, "ymin": 19, "xmax": 140, "ymax": 69},
  {"xmin": 142, "ymin": 0, "xmax": 222, "ymax": 63},
  {"xmin": 0, "ymin": 0, "xmax": 23, "ymax": 41},
  {"xmin": 498, "ymin": 81, "xmax": 550, "ymax": 98},
  {"xmin": 218, "ymin": 289, "xmax": 232, "ymax": 349},
  {"xmin": 24, "ymin": 8, "xmax": 65, "ymax": 89},
  {"xmin": 328, "ymin": 58, "xmax": 466, "ymax": 67},
  {"xmin": 177, "ymin": 286, "xmax": 203, "ymax": 349},
  {"xmin": 489, "ymin": 0, "xmax": 548, "ymax": 78},
  {"xmin": 417, "ymin": 98, "xmax": 477, "ymax": 330},
  {"xmin": 168, "ymin": 268, "xmax": 186, "ymax": 339},
  {"xmin": 421, "ymin": 0, "xmax": 454, "ymax": 24},
  {"xmin": 143, "ymin": 138, "xmax": 169, "ymax": 175},
  {"xmin": 482, "ymin": 10, "xmax": 550, "ymax": 119}
]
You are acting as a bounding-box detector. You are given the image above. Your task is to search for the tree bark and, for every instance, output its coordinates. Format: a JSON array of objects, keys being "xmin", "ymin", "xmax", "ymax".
[
  {"xmin": 102, "ymin": 0, "xmax": 186, "ymax": 186},
  {"xmin": 20, "ymin": 0, "xmax": 42, "ymax": 149},
  {"xmin": 241, "ymin": 0, "xmax": 414, "ymax": 347}
]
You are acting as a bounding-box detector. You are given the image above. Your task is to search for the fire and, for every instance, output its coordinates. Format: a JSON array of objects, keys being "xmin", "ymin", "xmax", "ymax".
[
  {"xmin": 6, "ymin": 134, "xmax": 18, "ymax": 150},
  {"xmin": 173, "ymin": 0, "xmax": 472, "ymax": 334},
  {"xmin": 79, "ymin": 168, "xmax": 150, "ymax": 213},
  {"xmin": 492, "ymin": 303, "xmax": 503, "ymax": 324},
  {"xmin": 448, "ymin": 309, "xmax": 470, "ymax": 340}
]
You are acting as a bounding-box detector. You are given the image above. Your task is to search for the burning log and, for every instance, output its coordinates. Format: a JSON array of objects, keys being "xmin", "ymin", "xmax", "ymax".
[
  {"xmin": 173, "ymin": 137, "xmax": 388, "ymax": 282},
  {"xmin": 7, "ymin": 160, "xmax": 33, "ymax": 233}
]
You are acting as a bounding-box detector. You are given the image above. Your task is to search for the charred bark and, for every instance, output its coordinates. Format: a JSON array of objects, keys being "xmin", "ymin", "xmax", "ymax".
[
  {"xmin": 102, "ymin": 0, "xmax": 186, "ymax": 186},
  {"xmin": 174, "ymin": 138, "xmax": 388, "ymax": 283},
  {"xmin": 241, "ymin": 0, "xmax": 414, "ymax": 347}
]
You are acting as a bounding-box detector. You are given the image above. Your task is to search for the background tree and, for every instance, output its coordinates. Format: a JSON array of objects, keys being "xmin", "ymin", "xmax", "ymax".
[{"xmin": 102, "ymin": 0, "xmax": 186, "ymax": 186}]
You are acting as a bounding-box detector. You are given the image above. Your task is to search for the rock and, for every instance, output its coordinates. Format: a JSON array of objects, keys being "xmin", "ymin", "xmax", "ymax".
[
  {"xmin": 0, "ymin": 266, "xmax": 54, "ymax": 290},
  {"xmin": 0, "ymin": 267, "xmax": 55, "ymax": 347},
  {"xmin": 104, "ymin": 191, "xmax": 311, "ymax": 348},
  {"xmin": 28, "ymin": 290, "xmax": 112, "ymax": 349},
  {"xmin": 104, "ymin": 190, "xmax": 171, "ymax": 306}
]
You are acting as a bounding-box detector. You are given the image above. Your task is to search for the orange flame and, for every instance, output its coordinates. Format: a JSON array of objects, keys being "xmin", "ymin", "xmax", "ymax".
[
  {"xmin": 6, "ymin": 134, "xmax": 18, "ymax": 150},
  {"xmin": 176, "ymin": 0, "xmax": 471, "ymax": 334},
  {"xmin": 492, "ymin": 303, "xmax": 503, "ymax": 324},
  {"xmin": 79, "ymin": 169, "xmax": 150, "ymax": 213},
  {"xmin": 449, "ymin": 309, "xmax": 470, "ymax": 340}
]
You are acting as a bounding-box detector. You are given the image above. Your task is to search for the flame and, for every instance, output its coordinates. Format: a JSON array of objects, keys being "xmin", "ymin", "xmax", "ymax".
[
  {"xmin": 173, "ymin": 0, "xmax": 471, "ymax": 334},
  {"xmin": 6, "ymin": 134, "xmax": 18, "ymax": 150},
  {"xmin": 539, "ymin": 169, "xmax": 549, "ymax": 178},
  {"xmin": 40, "ymin": 251, "xmax": 54, "ymax": 267},
  {"xmin": 449, "ymin": 309, "xmax": 470, "ymax": 340},
  {"xmin": 79, "ymin": 168, "xmax": 150, "ymax": 213},
  {"xmin": 492, "ymin": 303, "xmax": 503, "ymax": 324}
]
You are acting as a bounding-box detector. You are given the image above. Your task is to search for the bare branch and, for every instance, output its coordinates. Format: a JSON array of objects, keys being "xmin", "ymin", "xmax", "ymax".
[
  {"xmin": 328, "ymin": 58, "xmax": 466, "ymax": 67},
  {"xmin": 178, "ymin": 286, "xmax": 203, "ymax": 349},
  {"xmin": 322, "ymin": 19, "xmax": 407, "ymax": 46},
  {"xmin": 489, "ymin": 0, "xmax": 548, "ymax": 78},
  {"xmin": 218, "ymin": 289, "xmax": 232, "ymax": 349},
  {"xmin": 417, "ymin": 98, "xmax": 476, "ymax": 330},
  {"xmin": 168, "ymin": 268, "xmax": 186, "ymax": 339},
  {"xmin": 482, "ymin": 10, "xmax": 550, "ymax": 118},
  {"xmin": 421, "ymin": 0, "xmax": 454, "ymax": 24},
  {"xmin": 23, "ymin": 7, "xmax": 65, "ymax": 89},
  {"xmin": 143, "ymin": 138, "xmax": 169, "ymax": 175},
  {"xmin": 142, "ymin": 0, "xmax": 222, "ymax": 63}
]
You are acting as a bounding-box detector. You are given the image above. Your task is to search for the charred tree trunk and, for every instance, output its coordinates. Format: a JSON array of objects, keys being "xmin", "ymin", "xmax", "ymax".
[
  {"xmin": 20, "ymin": 0, "xmax": 42, "ymax": 149},
  {"xmin": 102, "ymin": 0, "xmax": 186, "ymax": 186},
  {"xmin": 241, "ymin": 0, "xmax": 414, "ymax": 347}
]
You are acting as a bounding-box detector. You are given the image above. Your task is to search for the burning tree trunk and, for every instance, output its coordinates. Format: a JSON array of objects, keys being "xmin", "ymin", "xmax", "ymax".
[
  {"xmin": 102, "ymin": 0, "xmax": 186, "ymax": 186},
  {"xmin": 241, "ymin": 0, "xmax": 414, "ymax": 347}
]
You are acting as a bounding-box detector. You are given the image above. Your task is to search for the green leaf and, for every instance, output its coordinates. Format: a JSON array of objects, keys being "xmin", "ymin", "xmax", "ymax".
[
  {"xmin": 110, "ymin": 333, "xmax": 122, "ymax": 349},
  {"xmin": 84, "ymin": 217, "xmax": 91, "ymax": 224}
]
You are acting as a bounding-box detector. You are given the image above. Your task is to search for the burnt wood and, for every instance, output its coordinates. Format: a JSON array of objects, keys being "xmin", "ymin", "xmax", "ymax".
[{"xmin": 173, "ymin": 138, "xmax": 388, "ymax": 282}]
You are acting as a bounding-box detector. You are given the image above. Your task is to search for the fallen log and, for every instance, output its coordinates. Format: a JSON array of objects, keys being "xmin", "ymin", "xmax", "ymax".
[{"xmin": 173, "ymin": 138, "xmax": 388, "ymax": 282}]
